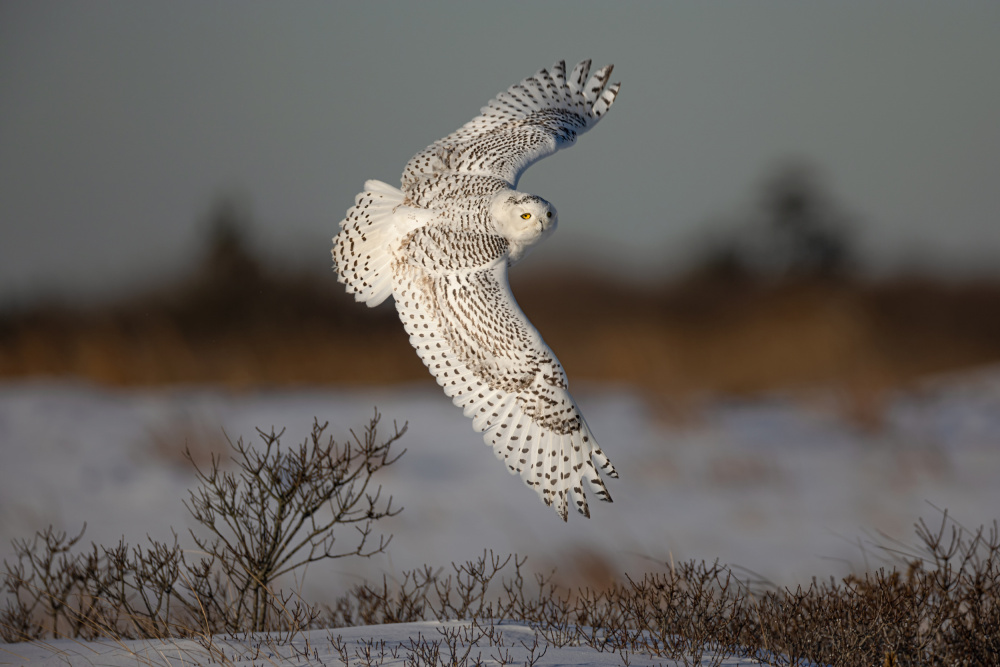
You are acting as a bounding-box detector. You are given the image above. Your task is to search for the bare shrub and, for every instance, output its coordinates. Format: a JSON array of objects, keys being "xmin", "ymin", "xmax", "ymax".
[
  {"xmin": 325, "ymin": 552, "xmax": 514, "ymax": 628},
  {"xmin": 1, "ymin": 410, "xmax": 406, "ymax": 642},
  {"xmin": 184, "ymin": 412, "xmax": 405, "ymax": 632},
  {"xmin": 741, "ymin": 511, "xmax": 1000, "ymax": 665},
  {"xmin": 316, "ymin": 513, "xmax": 1000, "ymax": 666},
  {"xmin": 619, "ymin": 560, "xmax": 749, "ymax": 664},
  {"xmin": 4, "ymin": 424, "xmax": 999, "ymax": 667}
]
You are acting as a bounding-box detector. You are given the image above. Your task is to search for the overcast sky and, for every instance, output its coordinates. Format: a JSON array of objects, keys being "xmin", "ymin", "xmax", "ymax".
[{"xmin": 2, "ymin": 2, "xmax": 999, "ymax": 302}]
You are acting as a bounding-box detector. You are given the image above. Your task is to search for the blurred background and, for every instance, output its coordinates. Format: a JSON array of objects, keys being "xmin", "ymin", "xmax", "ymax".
[
  {"xmin": 2, "ymin": 2, "xmax": 1000, "ymax": 586},
  {"xmin": 2, "ymin": 2, "xmax": 1000, "ymax": 400}
]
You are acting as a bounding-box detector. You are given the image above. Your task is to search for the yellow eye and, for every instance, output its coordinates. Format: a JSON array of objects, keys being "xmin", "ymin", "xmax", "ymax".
[
  {"xmin": 520, "ymin": 213, "xmax": 531, "ymax": 220},
  {"xmin": 546, "ymin": 212, "xmax": 552, "ymax": 218}
]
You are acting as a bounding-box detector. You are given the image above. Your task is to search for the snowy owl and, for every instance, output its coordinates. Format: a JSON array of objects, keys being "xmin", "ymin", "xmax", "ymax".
[{"xmin": 332, "ymin": 59, "xmax": 620, "ymax": 520}]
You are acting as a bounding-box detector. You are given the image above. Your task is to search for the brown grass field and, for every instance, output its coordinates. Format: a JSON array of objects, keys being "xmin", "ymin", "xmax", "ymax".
[{"xmin": 2, "ymin": 230, "xmax": 999, "ymax": 427}]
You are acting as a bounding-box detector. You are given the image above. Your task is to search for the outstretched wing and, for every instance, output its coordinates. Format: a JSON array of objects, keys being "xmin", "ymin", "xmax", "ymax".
[
  {"xmin": 394, "ymin": 225, "xmax": 617, "ymax": 520},
  {"xmin": 401, "ymin": 60, "xmax": 620, "ymax": 198}
]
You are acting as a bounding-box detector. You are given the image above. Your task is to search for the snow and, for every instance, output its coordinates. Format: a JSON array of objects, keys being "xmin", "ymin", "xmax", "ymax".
[
  {"xmin": 4, "ymin": 371, "xmax": 1000, "ymax": 593},
  {"xmin": 3, "ymin": 369, "xmax": 999, "ymax": 663},
  {"xmin": 1, "ymin": 619, "xmax": 755, "ymax": 666}
]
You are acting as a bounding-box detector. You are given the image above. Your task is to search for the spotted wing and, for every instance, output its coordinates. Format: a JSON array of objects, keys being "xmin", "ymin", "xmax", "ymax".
[
  {"xmin": 401, "ymin": 59, "xmax": 620, "ymax": 200},
  {"xmin": 394, "ymin": 225, "xmax": 617, "ymax": 520}
]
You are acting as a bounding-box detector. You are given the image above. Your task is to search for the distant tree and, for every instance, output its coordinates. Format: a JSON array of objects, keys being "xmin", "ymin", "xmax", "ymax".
[
  {"xmin": 758, "ymin": 161, "xmax": 856, "ymax": 279},
  {"xmin": 694, "ymin": 160, "xmax": 858, "ymax": 282},
  {"xmin": 197, "ymin": 195, "xmax": 262, "ymax": 289}
]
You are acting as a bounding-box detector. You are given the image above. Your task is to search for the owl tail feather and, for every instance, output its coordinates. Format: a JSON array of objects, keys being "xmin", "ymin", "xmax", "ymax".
[{"xmin": 332, "ymin": 180, "xmax": 408, "ymax": 307}]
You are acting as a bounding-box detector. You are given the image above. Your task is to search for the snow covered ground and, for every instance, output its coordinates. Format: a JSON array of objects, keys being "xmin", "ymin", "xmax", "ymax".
[
  {"xmin": 1, "ymin": 619, "xmax": 753, "ymax": 667},
  {"xmin": 2, "ymin": 367, "xmax": 1000, "ymax": 599}
]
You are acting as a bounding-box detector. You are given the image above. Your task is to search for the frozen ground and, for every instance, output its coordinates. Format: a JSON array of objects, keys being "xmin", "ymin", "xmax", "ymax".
[{"xmin": 2, "ymin": 367, "xmax": 1000, "ymax": 599}]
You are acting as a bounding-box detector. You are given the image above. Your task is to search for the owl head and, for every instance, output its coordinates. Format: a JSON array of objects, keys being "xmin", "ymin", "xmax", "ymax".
[{"xmin": 491, "ymin": 192, "xmax": 558, "ymax": 263}]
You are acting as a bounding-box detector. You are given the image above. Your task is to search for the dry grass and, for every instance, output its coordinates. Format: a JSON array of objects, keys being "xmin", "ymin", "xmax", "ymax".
[{"xmin": 4, "ymin": 264, "xmax": 1000, "ymax": 409}]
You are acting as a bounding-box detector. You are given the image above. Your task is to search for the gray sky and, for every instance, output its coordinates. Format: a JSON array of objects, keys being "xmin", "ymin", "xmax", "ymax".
[{"xmin": 2, "ymin": 2, "xmax": 999, "ymax": 302}]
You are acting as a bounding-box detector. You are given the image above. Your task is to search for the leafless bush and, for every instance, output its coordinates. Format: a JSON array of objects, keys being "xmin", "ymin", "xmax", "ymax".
[
  {"xmin": 185, "ymin": 412, "xmax": 404, "ymax": 632},
  {"xmin": 741, "ymin": 511, "xmax": 1000, "ymax": 666},
  {"xmin": 324, "ymin": 552, "xmax": 514, "ymax": 628},
  {"xmin": 1, "ymin": 410, "xmax": 405, "ymax": 642},
  {"xmin": 618, "ymin": 560, "xmax": 748, "ymax": 665},
  {"xmin": 4, "ymin": 418, "xmax": 999, "ymax": 667},
  {"xmin": 316, "ymin": 512, "xmax": 1000, "ymax": 666}
]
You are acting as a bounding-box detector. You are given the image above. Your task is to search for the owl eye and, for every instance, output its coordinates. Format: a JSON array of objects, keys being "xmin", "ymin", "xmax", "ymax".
[
  {"xmin": 520, "ymin": 213, "xmax": 531, "ymax": 220},
  {"xmin": 546, "ymin": 212, "xmax": 552, "ymax": 218}
]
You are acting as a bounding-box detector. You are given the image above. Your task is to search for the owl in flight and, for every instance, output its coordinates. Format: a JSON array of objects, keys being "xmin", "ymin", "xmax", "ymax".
[{"xmin": 332, "ymin": 59, "xmax": 620, "ymax": 520}]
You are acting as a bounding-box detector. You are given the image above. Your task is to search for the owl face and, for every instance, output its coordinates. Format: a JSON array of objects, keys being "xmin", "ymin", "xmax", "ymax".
[{"xmin": 493, "ymin": 192, "xmax": 558, "ymax": 246}]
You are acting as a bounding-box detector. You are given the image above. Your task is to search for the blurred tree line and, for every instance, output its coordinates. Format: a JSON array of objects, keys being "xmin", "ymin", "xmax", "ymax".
[{"xmin": 1, "ymin": 160, "xmax": 1000, "ymax": 415}]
